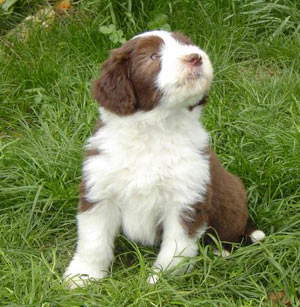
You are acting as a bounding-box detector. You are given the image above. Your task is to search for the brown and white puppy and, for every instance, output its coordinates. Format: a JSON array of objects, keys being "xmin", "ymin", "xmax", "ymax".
[{"xmin": 64, "ymin": 30, "xmax": 265, "ymax": 288}]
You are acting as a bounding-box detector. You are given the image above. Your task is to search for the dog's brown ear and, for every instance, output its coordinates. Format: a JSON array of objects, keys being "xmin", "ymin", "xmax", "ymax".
[{"xmin": 92, "ymin": 42, "xmax": 136, "ymax": 116}]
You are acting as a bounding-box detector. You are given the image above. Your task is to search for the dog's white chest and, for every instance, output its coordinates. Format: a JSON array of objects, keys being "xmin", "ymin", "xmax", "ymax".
[{"xmin": 84, "ymin": 110, "xmax": 210, "ymax": 245}]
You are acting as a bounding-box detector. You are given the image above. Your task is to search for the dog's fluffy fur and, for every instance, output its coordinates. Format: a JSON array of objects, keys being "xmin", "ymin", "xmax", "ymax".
[{"xmin": 64, "ymin": 30, "xmax": 265, "ymax": 288}]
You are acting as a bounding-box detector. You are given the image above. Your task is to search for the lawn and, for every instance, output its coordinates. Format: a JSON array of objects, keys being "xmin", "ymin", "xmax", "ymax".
[{"xmin": 0, "ymin": 0, "xmax": 300, "ymax": 306}]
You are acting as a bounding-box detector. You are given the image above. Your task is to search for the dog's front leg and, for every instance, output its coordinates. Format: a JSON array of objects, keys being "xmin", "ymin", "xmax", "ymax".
[
  {"xmin": 147, "ymin": 211, "xmax": 199, "ymax": 284},
  {"xmin": 64, "ymin": 202, "xmax": 120, "ymax": 289}
]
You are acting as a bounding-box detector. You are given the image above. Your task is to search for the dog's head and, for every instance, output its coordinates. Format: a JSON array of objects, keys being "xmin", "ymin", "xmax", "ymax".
[{"xmin": 93, "ymin": 30, "xmax": 213, "ymax": 116}]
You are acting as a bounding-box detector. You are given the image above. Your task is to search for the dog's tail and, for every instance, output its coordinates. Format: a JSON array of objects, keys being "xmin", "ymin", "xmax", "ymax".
[{"xmin": 244, "ymin": 219, "xmax": 266, "ymax": 244}]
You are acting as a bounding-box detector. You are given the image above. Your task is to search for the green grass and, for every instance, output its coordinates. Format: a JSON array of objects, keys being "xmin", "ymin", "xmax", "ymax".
[
  {"xmin": 0, "ymin": 0, "xmax": 48, "ymax": 35},
  {"xmin": 1, "ymin": 0, "xmax": 300, "ymax": 305}
]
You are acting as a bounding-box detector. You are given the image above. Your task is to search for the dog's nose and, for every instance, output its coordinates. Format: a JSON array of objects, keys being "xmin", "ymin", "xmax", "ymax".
[{"xmin": 184, "ymin": 53, "xmax": 202, "ymax": 66}]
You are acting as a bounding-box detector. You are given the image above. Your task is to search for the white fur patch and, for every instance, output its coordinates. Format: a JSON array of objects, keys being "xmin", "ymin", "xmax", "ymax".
[
  {"xmin": 250, "ymin": 230, "xmax": 266, "ymax": 243},
  {"xmin": 85, "ymin": 106, "xmax": 210, "ymax": 246}
]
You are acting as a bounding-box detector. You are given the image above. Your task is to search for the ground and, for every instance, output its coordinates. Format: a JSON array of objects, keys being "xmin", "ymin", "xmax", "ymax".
[{"xmin": 0, "ymin": 0, "xmax": 299, "ymax": 306}]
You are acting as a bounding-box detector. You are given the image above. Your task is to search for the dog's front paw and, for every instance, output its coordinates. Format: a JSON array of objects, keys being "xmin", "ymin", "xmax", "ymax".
[
  {"xmin": 147, "ymin": 273, "xmax": 160, "ymax": 285},
  {"xmin": 213, "ymin": 248, "xmax": 231, "ymax": 257},
  {"xmin": 64, "ymin": 273, "xmax": 94, "ymax": 289},
  {"xmin": 63, "ymin": 259, "xmax": 107, "ymax": 289}
]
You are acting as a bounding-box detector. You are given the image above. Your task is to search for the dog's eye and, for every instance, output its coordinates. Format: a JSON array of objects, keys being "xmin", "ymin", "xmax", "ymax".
[{"xmin": 151, "ymin": 53, "xmax": 158, "ymax": 60}]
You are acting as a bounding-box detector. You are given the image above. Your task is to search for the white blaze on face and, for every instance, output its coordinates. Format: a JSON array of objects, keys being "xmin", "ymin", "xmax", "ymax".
[{"xmin": 134, "ymin": 30, "xmax": 214, "ymax": 109}]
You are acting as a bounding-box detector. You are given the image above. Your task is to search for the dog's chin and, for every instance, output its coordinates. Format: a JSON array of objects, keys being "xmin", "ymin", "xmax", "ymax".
[
  {"xmin": 167, "ymin": 79, "xmax": 207, "ymax": 109},
  {"xmin": 179, "ymin": 68, "xmax": 210, "ymax": 88},
  {"xmin": 178, "ymin": 74, "xmax": 209, "ymax": 101},
  {"xmin": 186, "ymin": 69, "xmax": 202, "ymax": 81}
]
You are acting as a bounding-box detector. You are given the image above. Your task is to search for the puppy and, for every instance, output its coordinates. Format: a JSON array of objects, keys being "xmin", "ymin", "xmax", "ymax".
[{"xmin": 64, "ymin": 30, "xmax": 265, "ymax": 288}]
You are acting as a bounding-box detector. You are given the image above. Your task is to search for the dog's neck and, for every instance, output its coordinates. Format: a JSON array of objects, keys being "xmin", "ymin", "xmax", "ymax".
[
  {"xmin": 100, "ymin": 100, "xmax": 204, "ymax": 129},
  {"xmin": 94, "ymin": 103, "xmax": 209, "ymax": 156}
]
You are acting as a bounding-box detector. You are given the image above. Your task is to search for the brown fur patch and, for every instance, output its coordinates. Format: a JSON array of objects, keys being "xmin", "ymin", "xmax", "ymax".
[
  {"xmin": 92, "ymin": 52, "xmax": 136, "ymax": 115},
  {"xmin": 92, "ymin": 36, "xmax": 163, "ymax": 116},
  {"xmin": 79, "ymin": 120, "xmax": 104, "ymax": 212},
  {"xmin": 181, "ymin": 149, "xmax": 248, "ymax": 245},
  {"xmin": 130, "ymin": 36, "xmax": 163, "ymax": 111},
  {"xmin": 79, "ymin": 180, "xmax": 96, "ymax": 212},
  {"xmin": 172, "ymin": 32, "xmax": 194, "ymax": 45},
  {"xmin": 85, "ymin": 148, "xmax": 100, "ymax": 157}
]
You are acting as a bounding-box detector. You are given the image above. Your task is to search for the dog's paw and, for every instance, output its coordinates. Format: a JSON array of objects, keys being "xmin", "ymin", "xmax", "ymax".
[
  {"xmin": 63, "ymin": 259, "xmax": 106, "ymax": 289},
  {"xmin": 147, "ymin": 273, "xmax": 160, "ymax": 285},
  {"xmin": 63, "ymin": 273, "xmax": 93, "ymax": 289},
  {"xmin": 213, "ymin": 248, "xmax": 230, "ymax": 257}
]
